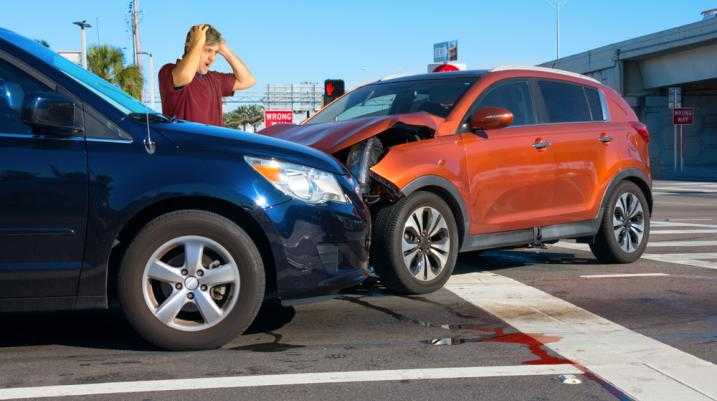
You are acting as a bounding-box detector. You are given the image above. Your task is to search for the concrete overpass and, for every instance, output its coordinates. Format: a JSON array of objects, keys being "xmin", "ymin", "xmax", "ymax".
[{"xmin": 542, "ymin": 12, "xmax": 717, "ymax": 180}]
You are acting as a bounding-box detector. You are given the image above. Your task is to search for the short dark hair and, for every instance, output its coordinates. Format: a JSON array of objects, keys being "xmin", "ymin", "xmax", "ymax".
[{"xmin": 184, "ymin": 25, "xmax": 222, "ymax": 55}]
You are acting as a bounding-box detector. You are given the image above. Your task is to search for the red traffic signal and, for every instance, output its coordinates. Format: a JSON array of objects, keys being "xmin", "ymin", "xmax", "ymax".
[{"xmin": 323, "ymin": 79, "xmax": 345, "ymax": 106}]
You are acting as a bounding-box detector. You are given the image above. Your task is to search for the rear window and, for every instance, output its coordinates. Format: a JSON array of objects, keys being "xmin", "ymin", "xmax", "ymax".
[{"xmin": 538, "ymin": 80, "xmax": 605, "ymax": 123}]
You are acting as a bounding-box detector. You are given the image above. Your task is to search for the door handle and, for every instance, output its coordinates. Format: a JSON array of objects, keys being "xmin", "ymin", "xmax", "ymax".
[
  {"xmin": 532, "ymin": 140, "xmax": 550, "ymax": 149},
  {"xmin": 599, "ymin": 134, "xmax": 613, "ymax": 143}
]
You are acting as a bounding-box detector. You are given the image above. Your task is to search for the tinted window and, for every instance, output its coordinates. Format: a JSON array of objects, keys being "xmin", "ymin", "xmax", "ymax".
[
  {"xmin": 584, "ymin": 87, "xmax": 604, "ymax": 121},
  {"xmin": 0, "ymin": 58, "xmax": 53, "ymax": 134},
  {"xmin": 474, "ymin": 81, "xmax": 535, "ymax": 126},
  {"xmin": 538, "ymin": 80, "xmax": 591, "ymax": 123},
  {"xmin": 308, "ymin": 77, "xmax": 477, "ymax": 124}
]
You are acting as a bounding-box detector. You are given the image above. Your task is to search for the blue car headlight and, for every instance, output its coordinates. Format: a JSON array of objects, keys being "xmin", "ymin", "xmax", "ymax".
[{"xmin": 245, "ymin": 156, "xmax": 349, "ymax": 204}]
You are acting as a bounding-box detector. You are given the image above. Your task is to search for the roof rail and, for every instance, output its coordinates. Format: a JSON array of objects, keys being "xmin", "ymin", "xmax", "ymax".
[{"xmin": 490, "ymin": 65, "xmax": 601, "ymax": 84}]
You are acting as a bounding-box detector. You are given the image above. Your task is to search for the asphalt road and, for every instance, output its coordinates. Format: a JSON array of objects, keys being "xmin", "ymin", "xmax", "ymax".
[{"xmin": 0, "ymin": 180, "xmax": 716, "ymax": 401}]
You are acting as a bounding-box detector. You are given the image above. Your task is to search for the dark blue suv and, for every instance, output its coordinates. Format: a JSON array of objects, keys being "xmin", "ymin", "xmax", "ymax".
[{"xmin": 0, "ymin": 28, "xmax": 370, "ymax": 350}]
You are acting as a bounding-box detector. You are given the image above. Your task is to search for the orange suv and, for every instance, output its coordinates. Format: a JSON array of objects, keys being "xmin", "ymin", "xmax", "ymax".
[{"xmin": 262, "ymin": 66, "xmax": 652, "ymax": 294}]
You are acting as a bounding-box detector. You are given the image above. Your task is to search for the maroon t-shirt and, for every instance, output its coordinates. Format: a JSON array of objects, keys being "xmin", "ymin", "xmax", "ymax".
[{"xmin": 158, "ymin": 62, "xmax": 236, "ymax": 126}]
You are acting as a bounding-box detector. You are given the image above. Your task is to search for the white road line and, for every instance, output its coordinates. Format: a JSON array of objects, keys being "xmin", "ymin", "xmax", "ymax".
[
  {"xmin": 646, "ymin": 240, "xmax": 717, "ymax": 247},
  {"xmin": 580, "ymin": 273, "xmax": 669, "ymax": 279},
  {"xmin": 446, "ymin": 272, "xmax": 717, "ymax": 401},
  {"xmin": 651, "ymin": 221, "xmax": 717, "ymax": 229},
  {"xmin": 552, "ymin": 242, "xmax": 717, "ymax": 270},
  {"xmin": 652, "ymin": 187, "xmax": 717, "ymax": 193},
  {"xmin": 652, "ymin": 229, "xmax": 717, "ymax": 235},
  {"xmin": 0, "ymin": 365, "xmax": 581, "ymax": 400}
]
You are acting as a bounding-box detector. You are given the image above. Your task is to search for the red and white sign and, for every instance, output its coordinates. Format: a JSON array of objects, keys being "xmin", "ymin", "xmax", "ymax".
[
  {"xmin": 427, "ymin": 63, "xmax": 467, "ymax": 73},
  {"xmin": 264, "ymin": 110, "xmax": 294, "ymax": 128},
  {"xmin": 673, "ymin": 107, "xmax": 695, "ymax": 125}
]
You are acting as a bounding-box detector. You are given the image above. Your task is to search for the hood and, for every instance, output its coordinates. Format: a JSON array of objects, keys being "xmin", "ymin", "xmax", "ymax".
[
  {"xmin": 259, "ymin": 112, "xmax": 443, "ymax": 154},
  {"xmin": 153, "ymin": 121, "xmax": 347, "ymax": 175}
]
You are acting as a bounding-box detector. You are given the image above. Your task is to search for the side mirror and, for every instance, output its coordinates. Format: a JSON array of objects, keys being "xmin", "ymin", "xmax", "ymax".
[
  {"xmin": 21, "ymin": 92, "xmax": 82, "ymax": 134},
  {"xmin": 469, "ymin": 106, "xmax": 514, "ymax": 131}
]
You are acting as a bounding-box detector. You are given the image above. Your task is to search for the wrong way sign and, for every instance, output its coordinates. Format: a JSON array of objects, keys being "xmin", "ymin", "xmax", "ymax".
[{"xmin": 673, "ymin": 108, "xmax": 695, "ymax": 125}]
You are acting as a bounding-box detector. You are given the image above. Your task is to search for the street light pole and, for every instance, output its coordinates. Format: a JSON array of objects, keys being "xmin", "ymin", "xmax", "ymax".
[
  {"xmin": 137, "ymin": 51, "xmax": 155, "ymax": 107},
  {"xmin": 545, "ymin": 0, "xmax": 567, "ymax": 65},
  {"xmin": 73, "ymin": 20, "xmax": 92, "ymax": 69}
]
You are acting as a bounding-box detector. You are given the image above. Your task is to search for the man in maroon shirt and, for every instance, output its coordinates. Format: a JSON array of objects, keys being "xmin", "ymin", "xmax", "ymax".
[{"xmin": 159, "ymin": 24, "xmax": 255, "ymax": 126}]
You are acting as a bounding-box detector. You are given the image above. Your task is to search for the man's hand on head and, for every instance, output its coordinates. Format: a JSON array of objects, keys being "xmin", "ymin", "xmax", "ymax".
[
  {"xmin": 188, "ymin": 24, "xmax": 209, "ymax": 52},
  {"xmin": 218, "ymin": 40, "xmax": 231, "ymax": 58}
]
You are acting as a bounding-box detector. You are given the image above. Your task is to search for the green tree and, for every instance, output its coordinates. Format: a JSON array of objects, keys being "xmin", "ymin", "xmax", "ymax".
[
  {"xmin": 224, "ymin": 105, "xmax": 265, "ymax": 131},
  {"xmin": 87, "ymin": 45, "xmax": 144, "ymax": 99}
]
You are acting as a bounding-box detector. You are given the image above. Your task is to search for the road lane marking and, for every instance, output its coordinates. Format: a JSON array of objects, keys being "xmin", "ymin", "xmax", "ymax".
[
  {"xmin": 652, "ymin": 229, "xmax": 717, "ymax": 234},
  {"xmin": 646, "ymin": 240, "xmax": 717, "ymax": 248},
  {"xmin": 651, "ymin": 221, "xmax": 717, "ymax": 229},
  {"xmin": 553, "ymin": 241, "xmax": 717, "ymax": 270},
  {"xmin": 0, "ymin": 365, "xmax": 581, "ymax": 400},
  {"xmin": 579, "ymin": 273, "xmax": 669, "ymax": 279},
  {"xmin": 446, "ymin": 272, "xmax": 717, "ymax": 401}
]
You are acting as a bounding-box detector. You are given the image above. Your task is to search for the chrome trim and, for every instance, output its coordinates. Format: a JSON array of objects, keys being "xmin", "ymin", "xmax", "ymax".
[
  {"xmin": 0, "ymin": 133, "xmax": 84, "ymax": 141},
  {"xmin": 86, "ymin": 137, "xmax": 133, "ymax": 144}
]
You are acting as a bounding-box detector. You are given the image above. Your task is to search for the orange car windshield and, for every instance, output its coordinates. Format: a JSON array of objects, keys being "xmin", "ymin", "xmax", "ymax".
[{"xmin": 307, "ymin": 77, "xmax": 478, "ymax": 125}]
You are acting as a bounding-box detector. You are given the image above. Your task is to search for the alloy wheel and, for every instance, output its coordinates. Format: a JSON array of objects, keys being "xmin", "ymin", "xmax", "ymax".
[
  {"xmin": 142, "ymin": 235, "xmax": 241, "ymax": 332},
  {"xmin": 401, "ymin": 206, "xmax": 451, "ymax": 281},
  {"xmin": 612, "ymin": 193, "xmax": 645, "ymax": 253}
]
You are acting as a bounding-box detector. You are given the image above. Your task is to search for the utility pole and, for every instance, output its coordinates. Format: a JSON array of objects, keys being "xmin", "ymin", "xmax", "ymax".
[
  {"xmin": 130, "ymin": 0, "xmax": 142, "ymax": 66},
  {"xmin": 545, "ymin": 0, "xmax": 567, "ymax": 65},
  {"xmin": 138, "ymin": 51, "xmax": 155, "ymax": 107},
  {"xmin": 73, "ymin": 20, "xmax": 92, "ymax": 69}
]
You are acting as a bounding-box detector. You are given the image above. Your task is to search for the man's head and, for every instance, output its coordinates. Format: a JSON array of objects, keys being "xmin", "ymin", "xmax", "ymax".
[{"xmin": 184, "ymin": 24, "xmax": 222, "ymax": 74}]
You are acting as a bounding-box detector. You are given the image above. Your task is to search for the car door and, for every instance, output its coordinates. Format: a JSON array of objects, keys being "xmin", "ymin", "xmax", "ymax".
[
  {"xmin": 461, "ymin": 79, "xmax": 558, "ymax": 235},
  {"xmin": 0, "ymin": 55, "xmax": 88, "ymax": 298},
  {"xmin": 535, "ymin": 79, "xmax": 610, "ymax": 223}
]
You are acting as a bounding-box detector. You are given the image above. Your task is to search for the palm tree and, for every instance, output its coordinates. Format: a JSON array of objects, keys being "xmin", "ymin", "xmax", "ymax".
[
  {"xmin": 87, "ymin": 45, "xmax": 143, "ymax": 99},
  {"xmin": 224, "ymin": 105, "xmax": 264, "ymax": 131}
]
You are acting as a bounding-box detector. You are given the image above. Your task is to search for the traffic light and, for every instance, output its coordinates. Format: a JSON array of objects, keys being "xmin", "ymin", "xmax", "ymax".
[{"xmin": 323, "ymin": 79, "xmax": 345, "ymax": 106}]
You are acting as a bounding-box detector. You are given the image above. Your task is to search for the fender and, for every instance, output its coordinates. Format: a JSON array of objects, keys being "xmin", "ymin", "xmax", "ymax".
[
  {"xmin": 401, "ymin": 175, "xmax": 470, "ymax": 247},
  {"xmin": 595, "ymin": 168, "xmax": 653, "ymax": 225}
]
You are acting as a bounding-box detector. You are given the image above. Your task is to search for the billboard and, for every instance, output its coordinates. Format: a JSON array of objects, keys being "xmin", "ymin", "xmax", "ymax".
[{"xmin": 433, "ymin": 41, "xmax": 458, "ymax": 63}]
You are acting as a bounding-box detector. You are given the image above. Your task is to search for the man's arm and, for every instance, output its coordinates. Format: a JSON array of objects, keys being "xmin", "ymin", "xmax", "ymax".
[
  {"xmin": 219, "ymin": 42, "xmax": 256, "ymax": 91},
  {"xmin": 172, "ymin": 24, "xmax": 208, "ymax": 87}
]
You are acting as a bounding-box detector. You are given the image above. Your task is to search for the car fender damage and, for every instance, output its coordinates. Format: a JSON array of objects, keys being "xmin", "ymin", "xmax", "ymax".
[{"xmin": 261, "ymin": 112, "xmax": 441, "ymax": 205}]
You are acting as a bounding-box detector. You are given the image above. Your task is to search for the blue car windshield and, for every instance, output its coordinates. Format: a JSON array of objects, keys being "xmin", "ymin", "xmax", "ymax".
[{"xmin": 2, "ymin": 28, "xmax": 153, "ymax": 115}]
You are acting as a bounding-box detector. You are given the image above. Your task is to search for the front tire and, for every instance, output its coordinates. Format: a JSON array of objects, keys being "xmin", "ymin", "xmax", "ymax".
[
  {"xmin": 118, "ymin": 210, "xmax": 265, "ymax": 350},
  {"xmin": 590, "ymin": 181, "xmax": 650, "ymax": 263},
  {"xmin": 372, "ymin": 191, "xmax": 459, "ymax": 294}
]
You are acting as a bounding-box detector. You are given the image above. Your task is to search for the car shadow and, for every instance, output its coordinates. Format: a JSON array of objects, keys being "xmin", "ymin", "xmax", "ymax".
[
  {"xmin": 453, "ymin": 248, "xmax": 600, "ymax": 275},
  {"xmin": 0, "ymin": 301, "xmax": 298, "ymax": 351}
]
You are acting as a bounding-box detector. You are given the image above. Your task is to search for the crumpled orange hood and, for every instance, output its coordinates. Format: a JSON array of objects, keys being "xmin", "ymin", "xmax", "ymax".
[{"xmin": 259, "ymin": 112, "xmax": 443, "ymax": 154}]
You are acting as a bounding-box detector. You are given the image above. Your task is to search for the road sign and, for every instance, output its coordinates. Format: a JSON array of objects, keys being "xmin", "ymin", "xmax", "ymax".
[
  {"xmin": 673, "ymin": 107, "xmax": 695, "ymax": 125},
  {"xmin": 433, "ymin": 40, "xmax": 458, "ymax": 63},
  {"xmin": 668, "ymin": 87, "xmax": 682, "ymax": 109},
  {"xmin": 427, "ymin": 63, "xmax": 466, "ymax": 73},
  {"xmin": 264, "ymin": 110, "xmax": 294, "ymax": 128}
]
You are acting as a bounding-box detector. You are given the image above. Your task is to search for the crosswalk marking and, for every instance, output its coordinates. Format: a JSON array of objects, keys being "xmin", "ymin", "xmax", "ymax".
[
  {"xmin": 447, "ymin": 273, "xmax": 717, "ymax": 401},
  {"xmin": 552, "ymin": 242, "xmax": 717, "ymax": 270},
  {"xmin": 579, "ymin": 273, "xmax": 669, "ymax": 279},
  {"xmin": 646, "ymin": 240, "xmax": 717, "ymax": 247},
  {"xmin": 651, "ymin": 229, "xmax": 717, "ymax": 234}
]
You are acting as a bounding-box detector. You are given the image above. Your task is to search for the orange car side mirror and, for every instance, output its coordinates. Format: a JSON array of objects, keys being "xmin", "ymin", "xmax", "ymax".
[{"xmin": 469, "ymin": 107, "xmax": 514, "ymax": 131}]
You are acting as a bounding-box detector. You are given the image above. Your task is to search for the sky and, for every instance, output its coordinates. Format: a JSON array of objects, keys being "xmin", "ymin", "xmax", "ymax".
[{"xmin": 4, "ymin": 0, "xmax": 716, "ymax": 103}]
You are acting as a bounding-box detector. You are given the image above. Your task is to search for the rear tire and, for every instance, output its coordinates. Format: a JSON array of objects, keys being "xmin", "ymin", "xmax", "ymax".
[
  {"xmin": 590, "ymin": 181, "xmax": 650, "ymax": 263},
  {"xmin": 118, "ymin": 210, "xmax": 265, "ymax": 350},
  {"xmin": 371, "ymin": 191, "xmax": 459, "ymax": 294}
]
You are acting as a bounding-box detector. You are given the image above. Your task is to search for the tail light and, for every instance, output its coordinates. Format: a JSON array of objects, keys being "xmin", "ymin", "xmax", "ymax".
[{"xmin": 630, "ymin": 121, "xmax": 650, "ymax": 143}]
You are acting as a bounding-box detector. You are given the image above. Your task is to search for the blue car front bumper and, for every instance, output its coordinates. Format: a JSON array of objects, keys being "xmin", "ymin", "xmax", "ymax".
[{"xmin": 250, "ymin": 185, "xmax": 371, "ymax": 300}]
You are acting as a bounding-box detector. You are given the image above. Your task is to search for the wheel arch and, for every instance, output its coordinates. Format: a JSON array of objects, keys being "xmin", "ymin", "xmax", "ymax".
[
  {"xmin": 597, "ymin": 169, "xmax": 653, "ymax": 224},
  {"xmin": 107, "ymin": 196, "xmax": 277, "ymax": 306},
  {"xmin": 401, "ymin": 175, "xmax": 469, "ymax": 248}
]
